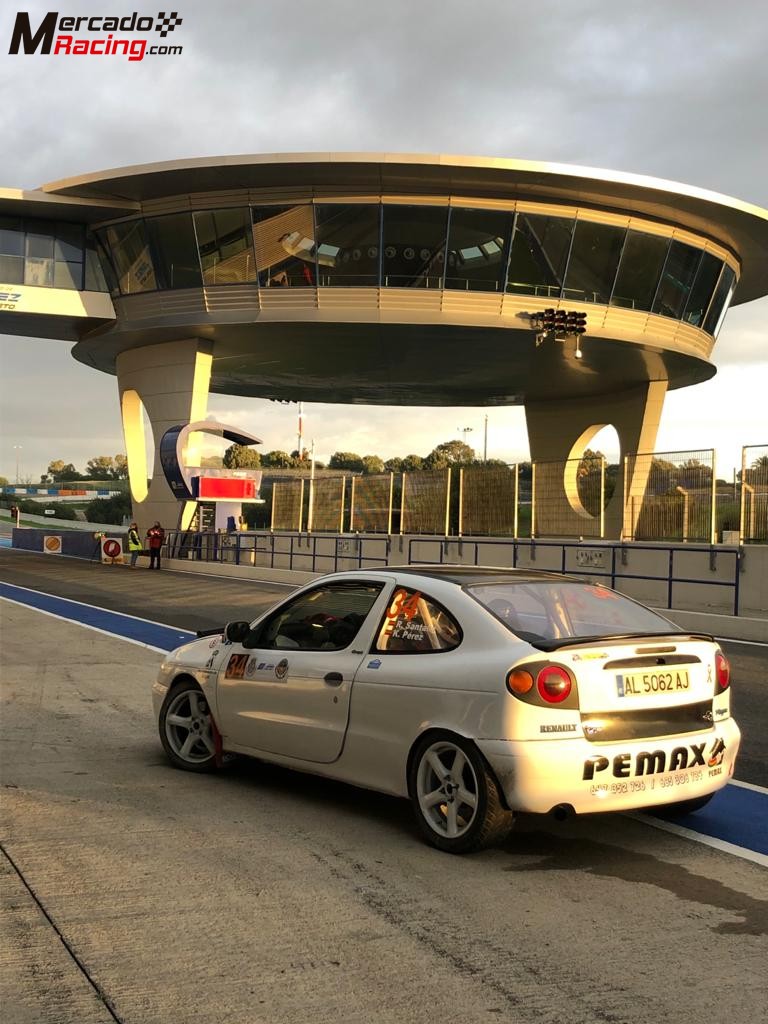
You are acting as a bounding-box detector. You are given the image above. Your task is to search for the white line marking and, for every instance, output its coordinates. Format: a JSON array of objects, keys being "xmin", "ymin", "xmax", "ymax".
[
  {"xmin": 628, "ymin": 813, "xmax": 768, "ymax": 868},
  {"xmin": 162, "ymin": 566, "xmax": 297, "ymax": 587},
  {"xmin": 0, "ymin": 580, "xmax": 195, "ymax": 631},
  {"xmin": 0, "ymin": 594, "xmax": 169, "ymax": 653},
  {"xmin": 729, "ymin": 778, "xmax": 768, "ymax": 795}
]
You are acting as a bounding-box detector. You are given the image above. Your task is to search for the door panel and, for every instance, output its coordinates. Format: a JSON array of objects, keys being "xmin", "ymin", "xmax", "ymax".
[{"xmin": 216, "ymin": 581, "xmax": 393, "ymax": 762}]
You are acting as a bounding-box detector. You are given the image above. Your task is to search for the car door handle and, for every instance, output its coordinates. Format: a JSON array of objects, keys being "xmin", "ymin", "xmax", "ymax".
[{"xmin": 323, "ymin": 672, "xmax": 343, "ymax": 687}]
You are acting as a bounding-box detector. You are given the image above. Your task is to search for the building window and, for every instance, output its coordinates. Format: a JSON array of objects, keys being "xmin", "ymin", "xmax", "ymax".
[
  {"xmin": 314, "ymin": 204, "xmax": 380, "ymax": 286},
  {"xmin": 702, "ymin": 264, "xmax": 737, "ymax": 337},
  {"xmin": 252, "ymin": 205, "xmax": 316, "ymax": 287},
  {"xmin": 194, "ymin": 208, "xmax": 256, "ymax": 285},
  {"xmin": 101, "ymin": 220, "xmax": 157, "ymax": 294},
  {"xmin": 563, "ymin": 222, "xmax": 625, "ymax": 304},
  {"xmin": 610, "ymin": 231, "xmax": 670, "ymax": 311},
  {"xmin": 146, "ymin": 214, "xmax": 202, "ymax": 290},
  {"xmin": 0, "ymin": 217, "xmax": 24, "ymax": 284},
  {"xmin": 652, "ymin": 240, "xmax": 702, "ymax": 320},
  {"xmin": 445, "ymin": 207, "xmax": 514, "ymax": 293},
  {"xmin": 381, "ymin": 205, "xmax": 448, "ymax": 288},
  {"xmin": 505, "ymin": 214, "xmax": 574, "ymax": 298},
  {"xmin": 682, "ymin": 252, "xmax": 723, "ymax": 327}
]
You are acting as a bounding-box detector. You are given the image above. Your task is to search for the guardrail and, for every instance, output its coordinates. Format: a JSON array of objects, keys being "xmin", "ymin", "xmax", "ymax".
[
  {"xmin": 407, "ymin": 537, "xmax": 742, "ymax": 616},
  {"xmin": 165, "ymin": 530, "xmax": 390, "ymax": 574}
]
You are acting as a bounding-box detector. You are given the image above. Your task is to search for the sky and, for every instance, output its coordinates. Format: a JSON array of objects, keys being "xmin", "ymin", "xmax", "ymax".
[{"xmin": 0, "ymin": 0, "xmax": 766, "ymax": 482}]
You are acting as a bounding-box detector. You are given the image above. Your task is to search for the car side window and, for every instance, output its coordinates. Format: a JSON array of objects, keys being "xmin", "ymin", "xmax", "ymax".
[
  {"xmin": 255, "ymin": 582, "xmax": 383, "ymax": 652},
  {"xmin": 374, "ymin": 587, "xmax": 462, "ymax": 654}
]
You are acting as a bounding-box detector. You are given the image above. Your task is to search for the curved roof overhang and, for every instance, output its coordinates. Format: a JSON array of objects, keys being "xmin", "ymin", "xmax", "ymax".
[{"xmin": 39, "ymin": 153, "xmax": 768, "ymax": 305}]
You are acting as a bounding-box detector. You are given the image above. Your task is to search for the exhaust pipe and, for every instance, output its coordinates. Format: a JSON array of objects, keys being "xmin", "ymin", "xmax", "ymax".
[{"xmin": 551, "ymin": 803, "xmax": 575, "ymax": 822}]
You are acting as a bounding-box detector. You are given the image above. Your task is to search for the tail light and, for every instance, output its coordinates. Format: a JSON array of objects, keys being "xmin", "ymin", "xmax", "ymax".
[
  {"xmin": 714, "ymin": 651, "xmax": 730, "ymax": 691},
  {"xmin": 536, "ymin": 665, "xmax": 573, "ymax": 704}
]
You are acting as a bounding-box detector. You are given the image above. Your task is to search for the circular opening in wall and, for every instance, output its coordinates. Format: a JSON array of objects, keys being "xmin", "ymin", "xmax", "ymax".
[
  {"xmin": 121, "ymin": 390, "xmax": 155, "ymax": 504},
  {"xmin": 563, "ymin": 424, "xmax": 620, "ymax": 519}
]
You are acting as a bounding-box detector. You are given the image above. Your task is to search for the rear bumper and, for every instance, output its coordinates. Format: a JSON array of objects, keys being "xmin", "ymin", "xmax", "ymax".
[{"xmin": 477, "ymin": 718, "xmax": 741, "ymax": 815}]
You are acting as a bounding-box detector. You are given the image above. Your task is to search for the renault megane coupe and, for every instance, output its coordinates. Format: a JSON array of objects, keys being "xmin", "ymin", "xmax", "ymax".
[{"xmin": 153, "ymin": 566, "xmax": 739, "ymax": 853}]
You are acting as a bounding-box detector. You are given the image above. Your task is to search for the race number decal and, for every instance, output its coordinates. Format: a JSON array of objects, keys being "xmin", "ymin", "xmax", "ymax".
[
  {"xmin": 387, "ymin": 589, "xmax": 421, "ymax": 621},
  {"xmin": 225, "ymin": 653, "xmax": 250, "ymax": 679}
]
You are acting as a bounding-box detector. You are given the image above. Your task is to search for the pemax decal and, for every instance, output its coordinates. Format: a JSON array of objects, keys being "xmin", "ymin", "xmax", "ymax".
[
  {"xmin": 275, "ymin": 658, "xmax": 289, "ymax": 680},
  {"xmin": 582, "ymin": 738, "xmax": 725, "ymax": 781},
  {"xmin": 225, "ymin": 653, "xmax": 250, "ymax": 679}
]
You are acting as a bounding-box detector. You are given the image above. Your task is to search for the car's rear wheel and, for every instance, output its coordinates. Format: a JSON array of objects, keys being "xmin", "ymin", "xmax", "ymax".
[
  {"xmin": 409, "ymin": 734, "xmax": 514, "ymax": 854},
  {"xmin": 159, "ymin": 680, "xmax": 218, "ymax": 773},
  {"xmin": 656, "ymin": 793, "xmax": 714, "ymax": 818}
]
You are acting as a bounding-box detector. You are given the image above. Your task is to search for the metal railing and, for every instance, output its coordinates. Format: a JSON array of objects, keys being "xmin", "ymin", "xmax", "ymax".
[{"xmin": 407, "ymin": 537, "xmax": 742, "ymax": 616}]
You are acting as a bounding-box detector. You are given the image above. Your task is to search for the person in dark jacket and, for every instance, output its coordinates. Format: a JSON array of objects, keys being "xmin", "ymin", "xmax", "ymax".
[{"xmin": 146, "ymin": 522, "xmax": 165, "ymax": 570}]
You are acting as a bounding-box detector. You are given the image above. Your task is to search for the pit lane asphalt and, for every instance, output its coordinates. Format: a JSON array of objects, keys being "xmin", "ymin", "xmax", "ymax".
[
  {"xmin": 1, "ymin": 602, "xmax": 767, "ymax": 1024},
  {"xmin": 1, "ymin": 547, "xmax": 766, "ymax": 788}
]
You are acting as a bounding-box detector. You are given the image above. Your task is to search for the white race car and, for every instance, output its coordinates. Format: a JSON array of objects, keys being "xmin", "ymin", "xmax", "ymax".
[{"xmin": 153, "ymin": 566, "xmax": 739, "ymax": 853}]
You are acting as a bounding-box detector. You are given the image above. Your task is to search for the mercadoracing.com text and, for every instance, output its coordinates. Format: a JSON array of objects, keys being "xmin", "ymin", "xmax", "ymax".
[{"xmin": 8, "ymin": 11, "xmax": 184, "ymax": 62}]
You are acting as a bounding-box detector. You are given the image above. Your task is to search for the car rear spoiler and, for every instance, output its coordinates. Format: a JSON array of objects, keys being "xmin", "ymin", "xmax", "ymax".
[
  {"xmin": 532, "ymin": 632, "xmax": 716, "ymax": 652},
  {"xmin": 196, "ymin": 627, "xmax": 225, "ymax": 638}
]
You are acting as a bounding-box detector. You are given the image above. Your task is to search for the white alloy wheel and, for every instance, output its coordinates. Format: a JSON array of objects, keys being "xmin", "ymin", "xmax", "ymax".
[
  {"xmin": 416, "ymin": 740, "xmax": 479, "ymax": 840},
  {"xmin": 160, "ymin": 684, "xmax": 217, "ymax": 771}
]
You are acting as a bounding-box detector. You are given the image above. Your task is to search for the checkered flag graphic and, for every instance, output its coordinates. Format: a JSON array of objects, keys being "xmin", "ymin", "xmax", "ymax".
[{"xmin": 156, "ymin": 12, "xmax": 182, "ymax": 37}]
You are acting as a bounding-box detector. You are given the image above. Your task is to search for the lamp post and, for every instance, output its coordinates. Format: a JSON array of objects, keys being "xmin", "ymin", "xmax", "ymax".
[{"xmin": 13, "ymin": 445, "xmax": 22, "ymax": 484}]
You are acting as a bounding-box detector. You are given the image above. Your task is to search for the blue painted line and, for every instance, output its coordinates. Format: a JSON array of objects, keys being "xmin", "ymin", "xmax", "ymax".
[
  {"xmin": 653, "ymin": 783, "xmax": 768, "ymax": 856},
  {"xmin": 0, "ymin": 537, "xmax": 11, "ymax": 548},
  {"xmin": 0, "ymin": 581, "xmax": 195, "ymax": 652}
]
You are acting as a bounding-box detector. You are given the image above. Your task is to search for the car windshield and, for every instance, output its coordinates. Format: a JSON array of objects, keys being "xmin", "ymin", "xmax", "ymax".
[{"xmin": 467, "ymin": 581, "xmax": 676, "ymax": 646}]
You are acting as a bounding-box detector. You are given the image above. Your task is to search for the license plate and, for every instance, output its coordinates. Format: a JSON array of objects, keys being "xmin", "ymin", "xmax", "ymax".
[{"xmin": 616, "ymin": 669, "xmax": 691, "ymax": 697}]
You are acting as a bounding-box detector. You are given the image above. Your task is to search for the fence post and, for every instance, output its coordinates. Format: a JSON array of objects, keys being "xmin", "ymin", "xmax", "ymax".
[
  {"xmin": 444, "ymin": 468, "xmax": 452, "ymax": 537},
  {"xmin": 307, "ymin": 477, "xmax": 315, "ymax": 534},
  {"xmin": 387, "ymin": 472, "xmax": 394, "ymax": 536},
  {"xmin": 349, "ymin": 476, "xmax": 356, "ymax": 532},
  {"xmin": 270, "ymin": 484, "xmax": 276, "ymax": 531},
  {"xmin": 739, "ymin": 446, "xmax": 746, "ymax": 544},
  {"xmin": 531, "ymin": 462, "xmax": 536, "ymax": 539},
  {"xmin": 458, "ymin": 468, "xmax": 464, "ymax": 538},
  {"xmin": 513, "ymin": 463, "xmax": 519, "ymax": 540},
  {"xmin": 710, "ymin": 450, "xmax": 717, "ymax": 545},
  {"xmin": 599, "ymin": 456, "xmax": 606, "ymax": 540},
  {"xmin": 298, "ymin": 479, "xmax": 305, "ymax": 533},
  {"xmin": 676, "ymin": 486, "xmax": 689, "ymax": 542},
  {"xmin": 400, "ymin": 473, "xmax": 406, "ymax": 535},
  {"xmin": 338, "ymin": 477, "xmax": 346, "ymax": 533}
]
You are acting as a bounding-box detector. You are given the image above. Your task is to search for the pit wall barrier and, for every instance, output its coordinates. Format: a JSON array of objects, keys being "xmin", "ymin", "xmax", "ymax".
[
  {"xmin": 10, "ymin": 527, "xmax": 125, "ymax": 559},
  {"xmin": 162, "ymin": 530, "xmax": 767, "ymax": 620}
]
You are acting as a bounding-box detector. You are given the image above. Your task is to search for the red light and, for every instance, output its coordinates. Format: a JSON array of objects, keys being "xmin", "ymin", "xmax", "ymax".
[
  {"xmin": 715, "ymin": 651, "xmax": 730, "ymax": 690},
  {"xmin": 536, "ymin": 666, "xmax": 572, "ymax": 703}
]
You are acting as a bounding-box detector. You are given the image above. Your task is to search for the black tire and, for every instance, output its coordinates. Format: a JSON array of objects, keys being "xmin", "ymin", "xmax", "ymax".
[
  {"xmin": 159, "ymin": 679, "xmax": 219, "ymax": 773},
  {"xmin": 656, "ymin": 793, "xmax": 714, "ymax": 818},
  {"xmin": 408, "ymin": 733, "xmax": 514, "ymax": 854}
]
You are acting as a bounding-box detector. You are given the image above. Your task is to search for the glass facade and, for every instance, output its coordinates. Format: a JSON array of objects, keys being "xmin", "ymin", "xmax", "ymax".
[
  {"xmin": 0, "ymin": 216, "xmax": 93, "ymax": 290},
  {"xmin": 86, "ymin": 203, "xmax": 737, "ymax": 337}
]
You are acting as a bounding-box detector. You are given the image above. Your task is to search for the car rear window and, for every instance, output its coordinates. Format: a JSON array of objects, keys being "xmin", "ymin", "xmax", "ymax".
[{"xmin": 468, "ymin": 581, "xmax": 675, "ymax": 645}]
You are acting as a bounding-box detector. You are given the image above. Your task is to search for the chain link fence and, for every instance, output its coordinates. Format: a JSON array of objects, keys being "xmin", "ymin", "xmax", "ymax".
[
  {"xmin": 531, "ymin": 456, "xmax": 606, "ymax": 539},
  {"xmin": 459, "ymin": 465, "xmax": 519, "ymax": 536},
  {"xmin": 741, "ymin": 444, "xmax": 768, "ymax": 543},
  {"xmin": 308, "ymin": 477, "xmax": 346, "ymax": 532},
  {"xmin": 401, "ymin": 469, "xmax": 451, "ymax": 535},
  {"xmin": 350, "ymin": 473, "xmax": 394, "ymax": 533},
  {"xmin": 624, "ymin": 449, "xmax": 715, "ymax": 543},
  {"xmin": 271, "ymin": 479, "xmax": 304, "ymax": 531}
]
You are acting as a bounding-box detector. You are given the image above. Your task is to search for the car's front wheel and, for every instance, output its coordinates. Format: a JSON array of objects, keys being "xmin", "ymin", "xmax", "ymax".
[
  {"xmin": 159, "ymin": 680, "xmax": 219, "ymax": 773},
  {"xmin": 408, "ymin": 734, "xmax": 514, "ymax": 854}
]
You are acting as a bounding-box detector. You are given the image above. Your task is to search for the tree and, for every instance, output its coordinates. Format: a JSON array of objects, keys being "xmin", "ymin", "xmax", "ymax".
[
  {"xmin": 401, "ymin": 454, "xmax": 424, "ymax": 472},
  {"xmin": 223, "ymin": 444, "xmax": 261, "ymax": 470},
  {"xmin": 383, "ymin": 457, "xmax": 403, "ymax": 474},
  {"xmin": 113, "ymin": 454, "xmax": 128, "ymax": 479},
  {"xmin": 577, "ymin": 449, "xmax": 605, "ymax": 477},
  {"xmin": 47, "ymin": 460, "xmax": 80, "ymax": 482},
  {"xmin": 85, "ymin": 455, "xmax": 117, "ymax": 479},
  {"xmin": 424, "ymin": 440, "xmax": 476, "ymax": 469},
  {"xmin": 261, "ymin": 450, "xmax": 295, "ymax": 468},
  {"xmin": 86, "ymin": 492, "xmax": 132, "ymax": 526},
  {"xmin": 0, "ymin": 476, "xmax": 7, "ymax": 487},
  {"xmin": 361, "ymin": 455, "xmax": 384, "ymax": 475},
  {"xmin": 329, "ymin": 452, "xmax": 364, "ymax": 472}
]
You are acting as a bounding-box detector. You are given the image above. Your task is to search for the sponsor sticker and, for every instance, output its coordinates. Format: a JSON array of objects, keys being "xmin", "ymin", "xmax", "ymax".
[
  {"xmin": 245, "ymin": 657, "xmax": 258, "ymax": 678},
  {"xmin": 275, "ymin": 658, "xmax": 289, "ymax": 680},
  {"xmin": 367, "ymin": 658, "xmax": 382, "ymax": 670}
]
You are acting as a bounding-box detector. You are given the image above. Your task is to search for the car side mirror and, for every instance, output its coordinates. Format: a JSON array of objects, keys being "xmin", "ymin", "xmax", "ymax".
[{"xmin": 225, "ymin": 620, "xmax": 251, "ymax": 644}]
